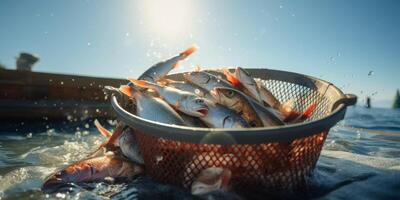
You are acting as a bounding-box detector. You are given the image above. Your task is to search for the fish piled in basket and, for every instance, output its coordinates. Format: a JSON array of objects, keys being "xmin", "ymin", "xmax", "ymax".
[{"xmin": 42, "ymin": 45, "xmax": 317, "ymax": 197}]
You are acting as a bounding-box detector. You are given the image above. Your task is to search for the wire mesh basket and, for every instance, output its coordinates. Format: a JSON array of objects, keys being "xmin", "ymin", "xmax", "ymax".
[{"xmin": 111, "ymin": 68, "xmax": 356, "ymax": 191}]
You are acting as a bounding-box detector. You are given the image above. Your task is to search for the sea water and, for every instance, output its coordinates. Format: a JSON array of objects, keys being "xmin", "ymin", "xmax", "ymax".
[{"xmin": 0, "ymin": 107, "xmax": 399, "ymax": 200}]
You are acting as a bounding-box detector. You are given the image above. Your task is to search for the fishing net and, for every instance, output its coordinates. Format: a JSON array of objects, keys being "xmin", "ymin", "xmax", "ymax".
[{"xmin": 112, "ymin": 68, "xmax": 356, "ymax": 191}]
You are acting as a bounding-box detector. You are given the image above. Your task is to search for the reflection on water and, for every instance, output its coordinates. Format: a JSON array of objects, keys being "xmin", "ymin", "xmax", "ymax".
[{"xmin": 0, "ymin": 107, "xmax": 399, "ymax": 199}]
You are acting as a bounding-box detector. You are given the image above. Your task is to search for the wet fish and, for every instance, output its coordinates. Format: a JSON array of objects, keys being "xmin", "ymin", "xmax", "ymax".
[
  {"xmin": 200, "ymin": 101, "xmax": 250, "ymax": 128},
  {"xmin": 42, "ymin": 153, "xmax": 143, "ymax": 193},
  {"xmin": 92, "ymin": 121, "xmax": 143, "ymax": 165},
  {"xmin": 191, "ymin": 167, "xmax": 232, "ymax": 196},
  {"xmin": 183, "ymin": 71, "xmax": 235, "ymax": 93},
  {"xmin": 118, "ymin": 128, "xmax": 144, "ymax": 165},
  {"xmin": 138, "ymin": 45, "xmax": 198, "ymax": 82},
  {"xmin": 178, "ymin": 110, "xmax": 208, "ymax": 127},
  {"xmin": 90, "ymin": 120, "xmax": 125, "ymax": 157},
  {"xmin": 255, "ymin": 80, "xmax": 282, "ymax": 109},
  {"xmin": 129, "ymin": 79, "xmax": 209, "ymax": 117},
  {"xmin": 119, "ymin": 85, "xmax": 185, "ymax": 126},
  {"xmin": 223, "ymin": 67, "xmax": 263, "ymax": 102},
  {"xmin": 210, "ymin": 87, "xmax": 263, "ymax": 127},
  {"xmin": 159, "ymin": 79, "xmax": 214, "ymax": 101},
  {"xmin": 211, "ymin": 87, "xmax": 284, "ymax": 127}
]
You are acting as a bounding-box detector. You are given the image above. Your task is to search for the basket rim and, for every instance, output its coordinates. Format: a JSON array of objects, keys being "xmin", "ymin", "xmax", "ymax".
[{"xmin": 111, "ymin": 68, "xmax": 356, "ymax": 144}]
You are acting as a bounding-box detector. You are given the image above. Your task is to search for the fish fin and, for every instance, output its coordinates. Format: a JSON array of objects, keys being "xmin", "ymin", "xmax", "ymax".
[
  {"xmin": 172, "ymin": 62, "xmax": 180, "ymax": 69},
  {"xmin": 222, "ymin": 68, "xmax": 241, "ymax": 88},
  {"xmin": 158, "ymin": 79, "xmax": 171, "ymax": 86},
  {"xmin": 300, "ymin": 103, "xmax": 317, "ymax": 120},
  {"xmin": 180, "ymin": 44, "xmax": 198, "ymax": 59},
  {"xmin": 119, "ymin": 85, "xmax": 133, "ymax": 97},
  {"xmin": 94, "ymin": 119, "xmax": 112, "ymax": 138},
  {"xmin": 129, "ymin": 79, "xmax": 153, "ymax": 89}
]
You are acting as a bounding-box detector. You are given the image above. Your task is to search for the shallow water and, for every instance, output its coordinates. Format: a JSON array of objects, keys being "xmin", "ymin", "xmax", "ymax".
[{"xmin": 0, "ymin": 107, "xmax": 399, "ymax": 200}]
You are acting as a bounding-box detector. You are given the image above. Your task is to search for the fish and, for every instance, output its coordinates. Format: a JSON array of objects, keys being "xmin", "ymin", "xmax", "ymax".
[
  {"xmin": 118, "ymin": 128, "xmax": 144, "ymax": 165},
  {"xmin": 183, "ymin": 71, "xmax": 235, "ymax": 93},
  {"xmin": 92, "ymin": 121, "xmax": 144, "ymax": 165},
  {"xmin": 129, "ymin": 79, "xmax": 209, "ymax": 117},
  {"xmin": 158, "ymin": 79, "xmax": 214, "ymax": 101},
  {"xmin": 191, "ymin": 167, "xmax": 232, "ymax": 196},
  {"xmin": 138, "ymin": 45, "xmax": 198, "ymax": 82},
  {"xmin": 211, "ymin": 87, "xmax": 284, "ymax": 127},
  {"xmin": 42, "ymin": 153, "xmax": 143, "ymax": 193},
  {"xmin": 89, "ymin": 120, "xmax": 125, "ymax": 157},
  {"xmin": 200, "ymin": 101, "xmax": 250, "ymax": 128},
  {"xmin": 119, "ymin": 85, "xmax": 185, "ymax": 126},
  {"xmin": 255, "ymin": 80, "xmax": 282, "ymax": 109},
  {"xmin": 210, "ymin": 87, "xmax": 263, "ymax": 127},
  {"xmin": 234, "ymin": 67, "xmax": 263, "ymax": 102},
  {"xmin": 177, "ymin": 110, "xmax": 208, "ymax": 127}
]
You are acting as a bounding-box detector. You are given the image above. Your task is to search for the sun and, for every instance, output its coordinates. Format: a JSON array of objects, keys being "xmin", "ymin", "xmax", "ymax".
[{"xmin": 141, "ymin": 0, "xmax": 193, "ymax": 38}]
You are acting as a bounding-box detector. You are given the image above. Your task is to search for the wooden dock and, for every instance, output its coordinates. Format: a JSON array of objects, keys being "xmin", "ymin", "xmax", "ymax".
[{"xmin": 0, "ymin": 68, "xmax": 126, "ymax": 120}]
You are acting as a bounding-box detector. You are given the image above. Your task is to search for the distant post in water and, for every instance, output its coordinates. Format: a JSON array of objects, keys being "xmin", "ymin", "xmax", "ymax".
[
  {"xmin": 365, "ymin": 97, "xmax": 371, "ymax": 108},
  {"xmin": 16, "ymin": 52, "xmax": 39, "ymax": 71},
  {"xmin": 393, "ymin": 89, "xmax": 400, "ymax": 109}
]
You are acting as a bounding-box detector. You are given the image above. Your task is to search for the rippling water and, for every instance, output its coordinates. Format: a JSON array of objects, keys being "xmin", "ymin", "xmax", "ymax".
[{"xmin": 0, "ymin": 107, "xmax": 399, "ymax": 200}]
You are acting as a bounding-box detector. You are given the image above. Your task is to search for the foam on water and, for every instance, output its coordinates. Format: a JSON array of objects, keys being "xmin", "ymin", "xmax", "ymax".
[{"xmin": 0, "ymin": 107, "xmax": 399, "ymax": 199}]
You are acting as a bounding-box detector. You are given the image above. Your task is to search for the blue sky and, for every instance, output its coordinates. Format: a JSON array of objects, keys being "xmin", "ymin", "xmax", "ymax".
[{"xmin": 0, "ymin": 0, "xmax": 399, "ymax": 107}]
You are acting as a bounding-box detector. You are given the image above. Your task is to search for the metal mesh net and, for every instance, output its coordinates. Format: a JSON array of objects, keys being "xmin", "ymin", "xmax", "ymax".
[{"xmin": 132, "ymin": 78, "xmax": 332, "ymax": 191}]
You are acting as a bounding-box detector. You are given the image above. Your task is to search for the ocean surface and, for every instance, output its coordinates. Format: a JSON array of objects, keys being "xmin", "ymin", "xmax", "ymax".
[{"xmin": 0, "ymin": 106, "xmax": 399, "ymax": 200}]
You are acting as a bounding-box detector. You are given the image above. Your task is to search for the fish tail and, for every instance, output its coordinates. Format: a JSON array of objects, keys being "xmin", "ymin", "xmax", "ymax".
[
  {"xmin": 300, "ymin": 103, "xmax": 317, "ymax": 120},
  {"xmin": 223, "ymin": 68, "xmax": 242, "ymax": 87},
  {"xmin": 119, "ymin": 85, "xmax": 134, "ymax": 97},
  {"xmin": 180, "ymin": 44, "xmax": 198, "ymax": 59},
  {"xmin": 94, "ymin": 119, "xmax": 112, "ymax": 138}
]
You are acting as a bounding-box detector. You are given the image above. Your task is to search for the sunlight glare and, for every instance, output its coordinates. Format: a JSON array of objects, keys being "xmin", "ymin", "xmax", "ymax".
[{"xmin": 142, "ymin": 0, "xmax": 193, "ymax": 38}]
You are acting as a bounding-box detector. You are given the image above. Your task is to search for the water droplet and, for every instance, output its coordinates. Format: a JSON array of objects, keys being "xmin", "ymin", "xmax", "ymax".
[
  {"xmin": 195, "ymin": 89, "xmax": 200, "ymax": 95},
  {"xmin": 49, "ymin": 79, "xmax": 52, "ymax": 82},
  {"xmin": 26, "ymin": 133, "xmax": 32, "ymax": 138},
  {"xmin": 87, "ymin": 42, "xmax": 91, "ymax": 46},
  {"xmin": 60, "ymin": 81, "xmax": 64, "ymax": 85},
  {"xmin": 55, "ymin": 193, "xmax": 66, "ymax": 198},
  {"xmin": 47, "ymin": 129, "xmax": 54, "ymax": 136},
  {"xmin": 75, "ymin": 131, "xmax": 82, "ymax": 139},
  {"xmin": 84, "ymin": 123, "xmax": 90, "ymax": 129},
  {"xmin": 125, "ymin": 32, "xmax": 130, "ymax": 37},
  {"xmin": 96, "ymin": 109, "xmax": 100, "ymax": 113},
  {"xmin": 279, "ymin": 5, "xmax": 283, "ymax": 8},
  {"xmin": 71, "ymin": 78, "xmax": 75, "ymax": 82}
]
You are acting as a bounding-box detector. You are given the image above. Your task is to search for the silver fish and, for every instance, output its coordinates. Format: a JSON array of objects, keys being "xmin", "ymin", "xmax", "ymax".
[
  {"xmin": 138, "ymin": 45, "xmax": 198, "ymax": 82},
  {"xmin": 255, "ymin": 79, "xmax": 282, "ymax": 109},
  {"xmin": 129, "ymin": 79, "xmax": 209, "ymax": 118},
  {"xmin": 212, "ymin": 87, "xmax": 284, "ymax": 127},
  {"xmin": 119, "ymin": 128, "xmax": 144, "ymax": 165},
  {"xmin": 210, "ymin": 87, "xmax": 263, "ymax": 127},
  {"xmin": 200, "ymin": 101, "xmax": 250, "ymax": 128},
  {"xmin": 183, "ymin": 71, "xmax": 235, "ymax": 92},
  {"xmin": 159, "ymin": 79, "xmax": 213, "ymax": 100},
  {"xmin": 233, "ymin": 67, "xmax": 263, "ymax": 102},
  {"xmin": 119, "ymin": 85, "xmax": 185, "ymax": 126}
]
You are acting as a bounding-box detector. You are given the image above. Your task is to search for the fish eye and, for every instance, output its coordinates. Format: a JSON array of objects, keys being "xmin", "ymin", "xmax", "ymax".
[
  {"xmin": 195, "ymin": 98, "xmax": 204, "ymax": 104},
  {"xmin": 226, "ymin": 90, "xmax": 235, "ymax": 97}
]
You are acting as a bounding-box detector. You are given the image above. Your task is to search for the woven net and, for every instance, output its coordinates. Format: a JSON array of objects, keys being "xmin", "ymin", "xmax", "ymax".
[{"xmin": 129, "ymin": 78, "xmax": 333, "ymax": 191}]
